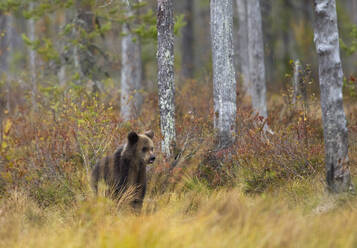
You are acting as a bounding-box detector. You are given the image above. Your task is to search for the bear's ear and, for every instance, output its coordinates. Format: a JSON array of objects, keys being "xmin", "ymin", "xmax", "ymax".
[
  {"xmin": 128, "ymin": 131, "xmax": 139, "ymax": 145},
  {"xmin": 144, "ymin": 130, "xmax": 154, "ymax": 139}
]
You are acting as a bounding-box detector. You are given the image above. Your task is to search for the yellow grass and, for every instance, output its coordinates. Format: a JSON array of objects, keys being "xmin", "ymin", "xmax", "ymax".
[
  {"xmin": 1, "ymin": 85, "xmax": 356, "ymax": 247},
  {"xmin": 1, "ymin": 177, "xmax": 357, "ymax": 248}
]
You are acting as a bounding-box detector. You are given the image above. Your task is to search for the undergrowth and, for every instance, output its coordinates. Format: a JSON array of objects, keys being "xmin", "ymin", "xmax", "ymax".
[{"xmin": 0, "ymin": 79, "xmax": 356, "ymax": 247}]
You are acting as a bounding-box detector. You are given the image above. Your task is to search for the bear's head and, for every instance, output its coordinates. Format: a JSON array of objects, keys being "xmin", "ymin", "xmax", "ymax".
[{"xmin": 127, "ymin": 130, "xmax": 156, "ymax": 164}]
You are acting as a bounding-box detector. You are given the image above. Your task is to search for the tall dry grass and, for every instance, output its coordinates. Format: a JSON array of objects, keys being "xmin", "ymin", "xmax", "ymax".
[
  {"xmin": 0, "ymin": 78, "xmax": 356, "ymax": 247},
  {"xmin": 1, "ymin": 177, "xmax": 357, "ymax": 248}
]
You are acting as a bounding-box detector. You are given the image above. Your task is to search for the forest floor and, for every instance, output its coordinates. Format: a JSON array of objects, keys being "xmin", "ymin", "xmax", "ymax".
[
  {"xmin": 0, "ymin": 82, "xmax": 357, "ymax": 247},
  {"xmin": 1, "ymin": 177, "xmax": 357, "ymax": 247}
]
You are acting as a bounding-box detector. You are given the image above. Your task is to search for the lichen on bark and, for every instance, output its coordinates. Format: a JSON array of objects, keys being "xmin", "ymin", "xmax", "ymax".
[
  {"xmin": 313, "ymin": 0, "xmax": 352, "ymax": 193},
  {"xmin": 157, "ymin": 0, "xmax": 176, "ymax": 157},
  {"xmin": 210, "ymin": 0, "xmax": 237, "ymax": 149}
]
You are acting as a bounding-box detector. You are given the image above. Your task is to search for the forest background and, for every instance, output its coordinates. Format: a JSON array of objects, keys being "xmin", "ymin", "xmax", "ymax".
[{"xmin": 0, "ymin": 0, "xmax": 357, "ymax": 247}]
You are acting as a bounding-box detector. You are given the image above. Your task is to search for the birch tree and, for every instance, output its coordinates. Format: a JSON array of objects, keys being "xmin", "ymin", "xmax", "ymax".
[
  {"xmin": 73, "ymin": 22, "xmax": 82, "ymax": 82},
  {"xmin": 121, "ymin": 0, "xmax": 143, "ymax": 121},
  {"xmin": 236, "ymin": 0, "xmax": 249, "ymax": 92},
  {"xmin": 57, "ymin": 11, "xmax": 66, "ymax": 87},
  {"xmin": 292, "ymin": 60, "xmax": 302, "ymax": 105},
  {"xmin": 28, "ymin": 2, "xmax": 37, "ymax": 109},
  {"xmin": 181, "ymin": 0, "xmax": 194, "ymax": 79},
  {"xmin": 247, "ymin": 0, "xmax": 268, "ymax": 120},
  {"xmin": 210, "ymin": 0, "xmax": 236, "ymax": 148},
  {"xmin": 313, "ymin": 0, "xmax": 352, "ymax": 193},
  {"xmin": 157, "ymin": 0, "xmax": 176, "ymax": 157}
]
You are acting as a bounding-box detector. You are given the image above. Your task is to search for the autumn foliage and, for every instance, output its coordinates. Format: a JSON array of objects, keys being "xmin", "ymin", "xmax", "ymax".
[{"xmin": 0, "ymin": 76, "xmax": 356, "ymax": 246}]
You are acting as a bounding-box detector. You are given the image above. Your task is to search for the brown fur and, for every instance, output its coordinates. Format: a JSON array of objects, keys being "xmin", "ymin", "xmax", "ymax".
[{"xmin": 91, "ymin": 131, "xmax": 155, "ymax": 210}]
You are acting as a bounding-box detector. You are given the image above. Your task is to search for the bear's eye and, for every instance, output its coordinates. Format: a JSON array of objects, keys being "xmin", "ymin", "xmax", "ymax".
[{"xmin": 142, "ymin": 147, "xmax": 148, "ymax": 152}]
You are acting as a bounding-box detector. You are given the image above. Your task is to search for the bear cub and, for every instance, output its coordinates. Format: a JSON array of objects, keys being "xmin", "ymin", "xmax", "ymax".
[{"xmin": 91, "ymin": 130, "xmax": 155, "ymax": 210}]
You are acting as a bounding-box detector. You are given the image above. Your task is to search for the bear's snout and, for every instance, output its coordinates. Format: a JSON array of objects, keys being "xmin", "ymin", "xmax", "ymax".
[{"xmin": 149, "ymin": 155, "xmax": 156, "ymax": 164}]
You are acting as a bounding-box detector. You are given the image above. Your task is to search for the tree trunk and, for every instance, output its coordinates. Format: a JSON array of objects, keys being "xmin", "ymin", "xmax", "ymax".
[
  {"xmin": 351, "ymin": 0, "xmax": 357, "ymax": 25},
  {"xmin": 57, "ymin": 11, "xmax": 67, "ymax": 87},
  {"xmin": 313, "ymin": 0, "xmax": 352, "ymax": 193},
  {"xmin": 181, "ymin": 0, "xmax": 194, "ymax": 79},
  {"xmin": 292, "ymin": 60, "xmax": 302, "ymax": 105},
  {"xmin": 193, "ymin": 1, "xmax": 210, "ymax": 74},
  {"xmin": 73, "ymin": 23, "xmax": 82, "ymax": 82},
  {"xmin": 5, "ymin": 14, "xmax": 14, "ymax": 112},
  {"xmin": 0, "ymin": 12, "xmax": 14, "ymax": 73},
  {"xmin": 236, "ymin": 0, "xmax": 249, "ymax": 93},
  {"xmin": 282, "ymin": 0, "xmax": 297, "ymax": 72},
  {"xmin": 157, "ymin": 0, "xmax": 176, "ymax": 157},
  {"xmin": 75, "ymin": 0, "xmax": 103, "ymax": 89},
  {"xmin": 261, "ymin": 0, "xmax": 274, "ymax": 86},
  {"xmin": 210, "ymin": 0, "xmax": 236, "ymax": 149},
  {"xmin": 28, "ymin": 2, "xmax": 37, "ymax": 109},
  {"xmin": 0, "ymin": 13, "xmax": 9, "ymax": 75},
  {"xmin": 58, "ymin": 57, "xmax": 66, "ymax": 87},
  {"xmin": 0, "ymin": 14, "xmax": 5, "ymax": 74},
  {"xmin": 247, "ymin": 0, "xmax": 267, "ymax": 120},
  {"xmin": 76, "ymin": 1, "xmax": 94, "ymax": 79},
  {"xmin": 303, "ymin": 0, "xmax": 313, "ymax": 22},
  {"xmin": 121, "ymin": 0, "xmax": 143, "ymax": 121}
]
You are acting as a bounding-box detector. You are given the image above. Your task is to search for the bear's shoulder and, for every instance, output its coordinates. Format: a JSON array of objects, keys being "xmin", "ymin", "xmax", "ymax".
[
  {"xmin": 113, "ymin": 145, "xmax": 134, "ymax": 166},
  {"xmin": 113, "ymin": 145, "xmax": 124, "ymax": 164}
]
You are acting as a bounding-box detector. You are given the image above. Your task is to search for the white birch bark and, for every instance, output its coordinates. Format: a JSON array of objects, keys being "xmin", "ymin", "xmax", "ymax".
[
  {"xmin": 58, "ymin": 58, "xmax": 66, "ymax": 86},
  {"xmin": 57, "ymin": 11, "xmax": 67, "ymax": 87},
  {"xmin": 72, "ymin": 8, "xmax": 83, "ymax": 85},
  {"xmin": 236, "ymin": 0, "xmax": 249, "ymax": 93},
  {"xmin": 210, "ymin": 0, "xmax": 237, "ymax": 148},
  {"xmin": 121, "ymin": 0, "xmax": 143, "ymax": 121},
  {"xmin": 292, "ymin": 59, "xmax": 302, "ymax": 105},
  {"xmin": 73, "ymin": 24, "xmax": 81, "ymax": 80},
  {"xmin": 247, "ymin": 0, "xmax": 267, "ymax": 120},
  {"xmin": 313, "ymin": 0, "xmax": 352, "ymax": 193},
  {"xmin": 157, "ymin": 0, "xmax": 176, "ymax": 157},
  {"xmin": 28, "ymin": 2, "xmax": 37, "ymax": 109}
]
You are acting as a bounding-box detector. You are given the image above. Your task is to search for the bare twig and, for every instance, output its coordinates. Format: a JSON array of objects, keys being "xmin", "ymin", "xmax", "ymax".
[
  {"xmin": 170, "ymin": 132, "xmax": 191, "ymax": 170},
  {"xmin": 98, "ymin": 0, "xmax": 113, "ymax": 8}
]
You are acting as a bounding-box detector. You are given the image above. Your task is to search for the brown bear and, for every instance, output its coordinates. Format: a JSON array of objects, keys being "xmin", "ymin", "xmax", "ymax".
[{"xmin": 91, "ymin": 130, "xmax": 155, "ymax": 210}]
